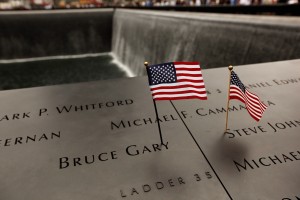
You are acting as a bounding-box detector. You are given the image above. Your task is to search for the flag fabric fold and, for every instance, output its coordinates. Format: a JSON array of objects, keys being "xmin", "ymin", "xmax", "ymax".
[
  {"xmin": 146, "ymin": 62, "xmax": 207, "ymax": 101},
  {"xmin": 230, "ymin": 71, "xmax": 267, "ymax": 121}
]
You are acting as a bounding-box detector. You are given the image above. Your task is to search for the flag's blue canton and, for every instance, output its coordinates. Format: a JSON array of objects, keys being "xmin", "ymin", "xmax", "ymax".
[
  {"xmin": 231, "ymin": 71, "xmax": 246, "ymax": 93},
  {"xmin": 147, "ymin": 62, "xmax": 177, "ymax": 86}
]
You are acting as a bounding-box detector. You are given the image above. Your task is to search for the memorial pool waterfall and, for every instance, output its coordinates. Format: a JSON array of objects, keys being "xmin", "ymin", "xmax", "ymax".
[
  {"xmin": 112, "ymin": 9, "xmax": 300, "ymax": 76},
  {"xmin": 0, "ymin": 9, "xmax": 300, "ymax": 90}
]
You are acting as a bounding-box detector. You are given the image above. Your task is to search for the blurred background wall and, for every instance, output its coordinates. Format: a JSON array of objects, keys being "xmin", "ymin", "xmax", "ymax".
[{"xmin": 0, "ymin": 9, "xmax": 113, "ymax": 59}]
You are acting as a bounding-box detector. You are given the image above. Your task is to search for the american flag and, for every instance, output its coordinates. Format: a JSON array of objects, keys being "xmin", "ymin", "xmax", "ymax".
[
  {"xmin": 230, "ymin": 71, "xmax": 267, "ymax": 121},
  {"xmin": 146, "ymin": 62, "xmax": 207, "ymax": 101}
]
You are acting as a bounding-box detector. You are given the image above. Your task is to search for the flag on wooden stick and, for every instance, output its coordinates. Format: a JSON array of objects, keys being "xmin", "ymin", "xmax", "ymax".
[
  {"xmin": 229, "ymin": 70, "xmax": 267, "ymax": 122},
  {"xmin": 144, "ymin": 61, "xmax": 207, "ymax": 145}
]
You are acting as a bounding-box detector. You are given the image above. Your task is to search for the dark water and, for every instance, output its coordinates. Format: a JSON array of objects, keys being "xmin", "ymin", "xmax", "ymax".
[{"xmin": 0, "ymin": 54, "xmax": 128, "ymax": 90}]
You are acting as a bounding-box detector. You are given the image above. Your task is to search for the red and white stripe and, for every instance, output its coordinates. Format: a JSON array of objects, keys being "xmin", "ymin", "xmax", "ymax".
[
  {"xmin": 150, "ymin": 62, "xmax": 207, "ymax": 101},
  {"xmin": 230, "ymin": 85, "xmax": 267, "ymax": 121}
]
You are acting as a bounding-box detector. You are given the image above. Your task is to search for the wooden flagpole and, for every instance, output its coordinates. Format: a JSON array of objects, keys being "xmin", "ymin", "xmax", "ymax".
[
  {"xmin": 225, "ymin": 65, "xmax": 233, "ymax": 133},
  {"xmin": 144, "ymin": 61, "xmax": 164, "ymax": 145}
]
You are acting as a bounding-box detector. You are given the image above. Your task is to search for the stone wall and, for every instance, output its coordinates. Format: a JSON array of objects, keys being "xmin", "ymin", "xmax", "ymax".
[{"xmin": 0, "ymin": 9, "xmax": 114, "ymax": 59}]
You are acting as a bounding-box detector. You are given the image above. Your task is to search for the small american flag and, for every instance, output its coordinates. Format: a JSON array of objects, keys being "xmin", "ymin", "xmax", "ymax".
[
  {"xmin": 146, "ymin": 62, "xmax": 207, "ymax": 101},
  {"xmin": 230, "ymin": 71, "xmax": 267, "ymax": 121}
]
